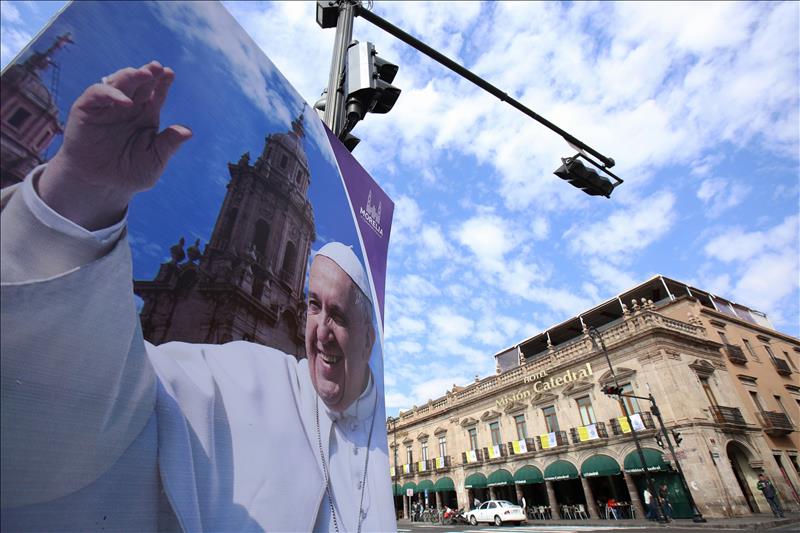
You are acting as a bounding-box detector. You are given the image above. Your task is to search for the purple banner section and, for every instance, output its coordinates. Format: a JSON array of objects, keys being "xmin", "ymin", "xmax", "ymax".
[{"xmin": 326, "ymin": 128, "xmax": 393, "ymax": 326}]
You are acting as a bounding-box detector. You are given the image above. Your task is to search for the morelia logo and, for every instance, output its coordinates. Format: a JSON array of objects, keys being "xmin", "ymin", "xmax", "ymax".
[{"xmin": 360, "ymin": 190, "xmax": 383, "ymax": 237}]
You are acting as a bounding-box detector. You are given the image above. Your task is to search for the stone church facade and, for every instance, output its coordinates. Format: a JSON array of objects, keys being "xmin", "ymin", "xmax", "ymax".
[{"xmin": 135, "ymin": 113, "xmax": 315, "ymax": 358}]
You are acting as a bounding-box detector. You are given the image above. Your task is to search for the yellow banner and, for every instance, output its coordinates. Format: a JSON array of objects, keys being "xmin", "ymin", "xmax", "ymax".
[
  {"xmin": 578, "ymin": 424, "xmax": 599, "ymax": 442},
  {"xmin": 417, "ymin": 460, "xmax": 426, "ymax": 472},
  {"xmin": 466, "ymin": 450, "xmax": 478, "ymax": 463},
  {"xmin": 487, "ymin": 445, "xmax": 501, "ymax": 459},
  {"xmin": 403, "ymin": 463, "xmax": 411, "ymax": 474},
  {"xmin": 539, "ymin": 432, "xmax": 556, "ymax": 449},
  {"xmin": 435, "ymin": 456, "xmax": 444, "ymax": 469},
  {"xmin": 512, "ymin": 439, "xmax": 528, "ymax": 454},
  {"xmin": 618, "ymin": 416, "xmax": 631, "ymax": 434},
  {"xmin": 390, "ymin": 466, "xmax": 395, "ymax": 477}
]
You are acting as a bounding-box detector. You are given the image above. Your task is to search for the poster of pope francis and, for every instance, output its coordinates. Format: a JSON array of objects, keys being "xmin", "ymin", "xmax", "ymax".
[{"xmin": 0, "ymin": 1, "xmax": 396, "ymax": 532}]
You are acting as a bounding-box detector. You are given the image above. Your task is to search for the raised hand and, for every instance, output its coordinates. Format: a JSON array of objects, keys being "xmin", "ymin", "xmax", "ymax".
[{"xmin": 38, "ymin": 61, "xmax": 192, "ymax": 230}]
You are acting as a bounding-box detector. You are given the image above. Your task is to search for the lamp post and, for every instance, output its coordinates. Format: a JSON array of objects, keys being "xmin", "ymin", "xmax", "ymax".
[
  {"xmin": 388, "ymin": 415, "xmax": 400, "ymax": 519},
  {"xmin": 588, "ymin": 327, "xmax": 666, "ymax": 523}
]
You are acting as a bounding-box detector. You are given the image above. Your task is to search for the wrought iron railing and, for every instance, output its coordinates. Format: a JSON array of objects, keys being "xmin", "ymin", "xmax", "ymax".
[
  {"xmin": 724, "ymin": 344, "xmax": 747, "ymax": 365},
  {"xmin": 771, "ymin": 358, "xmax": 792, "ymax": 376},
  {"xmin": 569, "ymin": 421, "xmax": 609, "ymax": 444},
  {"xmin": 709, "ymin": 405, "xmax": 747, "ymax": 426},
  {"xmin": 758, "ymin": 411, "xmax": 794, "ymax": 435},
  {"xmin": 506, "ymin": 438, "xmax": 538, "ymax": 456},
  {"xmin": 609, "ymin": 411, "xmax": 656, "ymax": 435}
]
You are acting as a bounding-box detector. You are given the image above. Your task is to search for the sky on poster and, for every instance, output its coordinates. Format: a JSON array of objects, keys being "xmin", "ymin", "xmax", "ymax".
[{"xmin": 3, "ymin": 1, "xmax": 799, "ymax": 416}]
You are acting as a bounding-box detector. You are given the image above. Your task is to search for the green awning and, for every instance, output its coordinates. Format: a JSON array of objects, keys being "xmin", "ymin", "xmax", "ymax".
[
  {"xmin": 402, "ymin": 481, "xmax": 417, "ymax": 493},
  {"xmin": 581, "ymin": 454, "xmax": 621, "ymax": 477},
  {"xmin": 417, "ymin": 479, "xmax": 435, "ymax": 493},
  {"xmin": 393, "ymin": 484, "xmax": 404, "ymax": 496},
  {"xmin": 514, "ymin": 465, "xmax": 544, "ymax": 485},
  {"xmin": 544, "ymin": 460, "xmax": 579, "ymax": 481},
  {"xmin": 464, "ymin": 472, "xmax": 488, "ymax": 489},
  {"xmin": 487, "ymin": 469, "xmax": 514, "ymax": 487},
  {"xmin": 624, "ymin": 448, "xmax": 672, "ymax": 473},
  {"xmin": 434, "ymin": 477, "xmax": 455, "ymax": 492}
]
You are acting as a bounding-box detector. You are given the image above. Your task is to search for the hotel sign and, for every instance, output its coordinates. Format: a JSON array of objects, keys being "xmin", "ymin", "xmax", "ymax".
[{"xmin": 496, "ymin": 363, "xmax": 594, "ymax": 408}]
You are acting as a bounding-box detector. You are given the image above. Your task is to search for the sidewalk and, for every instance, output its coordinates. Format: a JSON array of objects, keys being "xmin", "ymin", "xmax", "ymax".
[{"xmin": 397, "ymin": 512, "xmax": 799, "ymax": 530}]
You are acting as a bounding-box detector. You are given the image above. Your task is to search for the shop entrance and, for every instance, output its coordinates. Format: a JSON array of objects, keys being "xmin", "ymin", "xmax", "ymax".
[{"xmin": 727, "ymin": 441, "xmax": 759, "ymax": 513}]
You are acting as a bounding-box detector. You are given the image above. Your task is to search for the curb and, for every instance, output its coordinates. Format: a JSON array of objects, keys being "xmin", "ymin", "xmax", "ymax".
[{"xmin": 396, "ymin": 515, "xmax": 800, "ymax": 529}]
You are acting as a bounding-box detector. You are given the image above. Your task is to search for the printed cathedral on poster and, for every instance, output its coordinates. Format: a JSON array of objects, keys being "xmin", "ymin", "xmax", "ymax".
[{"xmin": 0, "ymin": 1, "xmax": 396, "ymax": 531}]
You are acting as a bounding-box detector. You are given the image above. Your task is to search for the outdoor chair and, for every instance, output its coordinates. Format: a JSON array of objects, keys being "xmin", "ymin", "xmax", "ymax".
[
  {"xmin": 575, "ymin": 504, "xmax": 589, "ymax": 519},
  {"xmin": 538, "ymin": 505, "xmax": 550, "ymax": 519}
]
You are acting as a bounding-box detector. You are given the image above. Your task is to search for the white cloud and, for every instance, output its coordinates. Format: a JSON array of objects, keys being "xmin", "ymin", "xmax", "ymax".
[
  {"xmin": 704, "ymin": 215, "xmax": 799, "ymax": 263},
  {"xmin": 697, "ymin": 178, "xmax": 750, "ymax": 218},
  {"xmin": 565, "ymin": 191, "xmax": 677, "ymax": 259}
]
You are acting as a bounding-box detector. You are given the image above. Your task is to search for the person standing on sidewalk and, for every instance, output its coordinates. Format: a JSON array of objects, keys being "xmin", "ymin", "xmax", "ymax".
[
  {"xmin": 643, "ymin": 487, "xmax": 654, "ymax": 520},
  {"xmin": 757, "ymin": 474, "xmax": 785, "ymax": 518}
]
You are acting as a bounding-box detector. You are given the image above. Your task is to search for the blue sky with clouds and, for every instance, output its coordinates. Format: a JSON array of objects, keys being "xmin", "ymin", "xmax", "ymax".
[{"xmin": 3, "ymin": 1, "xmax": 798, "ymax": 416}]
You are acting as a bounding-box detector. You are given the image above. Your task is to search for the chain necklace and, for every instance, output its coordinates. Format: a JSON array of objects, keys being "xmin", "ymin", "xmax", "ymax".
[{"xmin": 315, "ymin": 389, "xmax": 377, "ymax": 533}]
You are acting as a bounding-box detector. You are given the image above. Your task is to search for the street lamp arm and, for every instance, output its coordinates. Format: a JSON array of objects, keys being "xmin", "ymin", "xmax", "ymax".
[{"xmin": 354, "ymin": 4, "xmax": 617, "ymax": 170}]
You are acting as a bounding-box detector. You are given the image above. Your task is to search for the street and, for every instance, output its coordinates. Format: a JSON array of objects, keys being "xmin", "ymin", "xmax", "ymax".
[{"xmin": 397, "ymin": 519, "xmax": 799, "ymax": 533}]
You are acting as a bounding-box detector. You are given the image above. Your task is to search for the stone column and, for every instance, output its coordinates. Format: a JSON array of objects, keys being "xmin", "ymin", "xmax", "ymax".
[
  {"xmin": 545, "ymin": 481, "xmax": 558, "ymax": 519},
  {"xmin": 515, "ymin": 484, "xmax": 525, "ymax": 506},
  {"xmin": 435, "ymin": 491, "xmax": 442, "ymax": 509},
  {"xmin": 403, "ymin": 493, "xmax": 409, "ymax": 519},
  {"xmin": 580, "ymin": 477, "xmax": 600, "ymax": 519},
  {"xmin": 624, "ymin": 472, "xmax": 646, "ymax": 519},
  {"xmin": 489, "ymin": 486, "xmax": 497, "ymax": 500}
]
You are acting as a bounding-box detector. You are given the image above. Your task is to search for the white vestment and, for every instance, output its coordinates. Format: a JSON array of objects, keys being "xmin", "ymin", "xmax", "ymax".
[{"xmin": 0, "ymin": 175, "xmax": 395, "ymax": 532}]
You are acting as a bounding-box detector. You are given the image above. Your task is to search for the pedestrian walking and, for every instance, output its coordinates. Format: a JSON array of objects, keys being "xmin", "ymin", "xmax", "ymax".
[
  {"xmin": 659, "ymin": 484, "xmax": 673, "ymax": 520},
  {"xmin": 643, "ymin": 487, "xmax": 654, "ymax": 520},
  {"xmin": 757, "ymin": 474, "xmax": 785, "ymax": 518}
]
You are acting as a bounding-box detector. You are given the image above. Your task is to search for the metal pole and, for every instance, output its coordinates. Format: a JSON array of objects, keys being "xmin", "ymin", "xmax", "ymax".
[
  {"xmin": 354, "ymin": 5, "xmax": 615, "ymax": 169},
  {"xmin": 588, "ymin": 327, "xmax": 666, "ymax": 523},
  {"xmin": 649, "ymin": 395, "xmax": 707, "ymax": 522},
  {"xmin": 323, "ymin": 0, "xmax": 357, "ymax": 135}
]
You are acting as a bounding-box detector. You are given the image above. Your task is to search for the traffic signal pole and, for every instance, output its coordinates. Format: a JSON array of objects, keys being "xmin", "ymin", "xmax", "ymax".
[
  {"xmin": 649, "ymin": 395, "xmax": 707, "ymax": 522},
  {"xmin": 588, "ymin": 328, "xmax": 666, "ymax": 523},
  {"xmin": 323, "ymin": 0, "xmax": 357, "ymax": 135}
]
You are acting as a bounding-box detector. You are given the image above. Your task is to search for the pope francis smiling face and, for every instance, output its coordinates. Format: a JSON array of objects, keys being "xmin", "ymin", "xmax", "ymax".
[{"xmin": 306, "ymin": 253, "xmax": 376, "ymax": 413}]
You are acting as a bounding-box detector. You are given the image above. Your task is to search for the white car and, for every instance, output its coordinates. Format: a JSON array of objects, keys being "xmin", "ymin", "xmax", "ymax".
[{"xmin": 465, "ymin": 500, "xmax": 526, "ymax": 526}]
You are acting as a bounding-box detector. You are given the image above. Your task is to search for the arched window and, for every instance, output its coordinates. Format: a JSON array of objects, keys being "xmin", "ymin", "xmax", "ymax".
[
  {"xmin": 253, "ymin": 219, "xmax": 270, "ymax": 256},
  {"xmin": 281, "ymin": 241, "xmax": 297, "ymax": 282}
]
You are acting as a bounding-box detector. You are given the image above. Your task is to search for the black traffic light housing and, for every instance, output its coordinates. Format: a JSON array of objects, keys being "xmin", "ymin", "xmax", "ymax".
[
  {"xmin": 345, "ymin": 41, "xmax": 401, "ymax": 128},
  {"xmin": 554, "ymin": 155, "xmax": 616, "ymax": 197},
  {"xmin": 654, "ymin": 434, "xmax": 665, "ymax": 449},
  {"xmin": 601, "ymin": 385, "xmax": 624, "ymax": 396},
  {"xmin": 672, "ymin": 429, "xmax": 683, "ymax": 447}
]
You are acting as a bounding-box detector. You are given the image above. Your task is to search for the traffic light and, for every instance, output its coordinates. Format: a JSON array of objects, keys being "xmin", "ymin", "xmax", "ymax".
[
  {"xmin": 601, "ymin": 385, "xmax": 624, "ymax": 396},
  {"xmin": 654, "ymin": 434, "xmax": 664, "ymax": 449},
  {"xmin": 316, "ymin": 0, "xmax": 339, "ymax": 29},
  {"xmin": 314, "ymin": 90, "xmax": 361, "ymax": 152},
  {"xmin": 554, "ymin": 157, "xmax": 614, "ymax": 197},
  {"xmin": 672, "ymin": 429, "xmax": 683, "ymax": 447},
  {"xmin": 345, "ymin": 41, "xmax": 401, "ymax": 126}
]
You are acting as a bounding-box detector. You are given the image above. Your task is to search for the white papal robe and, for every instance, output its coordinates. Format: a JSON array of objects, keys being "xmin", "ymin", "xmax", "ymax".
[{"xmin": 0, "ymin": 172, "xmax": 396, "ymax": 532}]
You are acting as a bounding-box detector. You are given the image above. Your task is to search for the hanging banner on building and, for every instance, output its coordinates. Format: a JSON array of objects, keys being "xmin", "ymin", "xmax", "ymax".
[
  {"xmin": 403, "ymin": 463, "xmax": 412, "ymax": 474},
  {"xmin": 577, "ymin": 424, "xmax": 600, "ymax": 442},
  {"xmin": 465, "ymin": 450, "xmax": 479, "ymax": 463},
  {"xmin": 435, "ymin": 456, "xmax": 446, "ymax": 469},
  {"xmin": 539, "ymin": 432, "xmax": 558, "ymax": 449},
  {"xmin": 511, "ymin": 439, "xmax": 529, "ymax": 454},
  {"xmin": 618, "ymin": 413, "xmax": 646, "ymax": 434},
  {"xmin": 417, "ymin": 460, "xmax": 427, "ymax": 473},
  {"xmin": 0, "ymin": 2, "xmax": 395, "ymax": 532},
  {"xmin": 487, "ymin": 444, "xmax": 502, "ymax": 459}
]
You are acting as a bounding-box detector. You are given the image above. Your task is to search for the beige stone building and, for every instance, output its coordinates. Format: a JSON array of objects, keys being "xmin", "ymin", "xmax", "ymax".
[{"xmin": 387, "ymin": 275, "xmax": 799, "ymax": 520}]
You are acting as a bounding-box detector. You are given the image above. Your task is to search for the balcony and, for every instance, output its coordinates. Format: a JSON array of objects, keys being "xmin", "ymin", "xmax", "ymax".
[
  {"xmin": 709, "ymin": 405, "xmax": 748, "ymax": 428},
  {"xmin": 757, "ymin": 411, "xmax": 794, "ymax": 436},
  {"xmin": 569, "ymin": 421, "xmax": 609, "ymax": 444},
  {"xmin": 427, "ymin": 456, "xmax": 452, "ymax": 471},
  {"xmin": 724, "ymin": 344, "xmax": 748, "ymax": 365},
  {"xmin": 483, "ymin": 444, "xmax": 509, "ymax": 462},
  {"xmin": 771, "ymin": 358, "xmax": 792, "ymax": 376},
  {"xmin": 535, "ymin": 430, "xmax": 569, "ymax": 451},
  {"xmin": 461, "ymin": 448, "xmax": 485, "ymax": 465},
  {"xmin": 506, "ymin": 438, "xmax": 538, "ymax": 457},
  {"xmin": 609, "ymin": 412, "xmax": 656, "ymax": 436}
]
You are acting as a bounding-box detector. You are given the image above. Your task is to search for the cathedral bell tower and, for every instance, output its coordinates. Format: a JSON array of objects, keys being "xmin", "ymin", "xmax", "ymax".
[{"xmin": 135, "ymin": 112, "xmax": 316, "ymax": 357}]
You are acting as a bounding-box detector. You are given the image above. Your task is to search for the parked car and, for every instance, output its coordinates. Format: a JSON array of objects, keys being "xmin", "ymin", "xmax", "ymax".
[{"xmin": 465, "ymin": 500, "xmax": 526, "ymax": 526}]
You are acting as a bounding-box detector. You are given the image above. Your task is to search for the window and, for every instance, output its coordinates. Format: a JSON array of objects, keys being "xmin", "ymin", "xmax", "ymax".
[
  {"xmin": 764, "ymin": 345, "xmax": 776, "ymax": 359},
  {"xmin": 295, "ymin": 169, "xmax": 303, "ymax": 184},
  {"xmin": 514, "ymin": 414, "xmax": 528, "ymax": 440},
  {"xmin": 253, "ymin": 219, "xmax": 269, "ymax": 256},
  {"xmin": 279, "ymin": 154, "xmax": 288, "ymax": 168},
  {"xmin": 8, "ymin": 107, "xmax": 31, "ymax": 128},
  {"xmin": 468, "ymin": 428, "xmax": 478, "ymax": 451},
  {"xmin": 421, "ymin": 441, "xmax": 429, "ymax": 461},
  {"xmin": 577, "ymin": 396, "xmax": 596, "ymax": 425},
  {"xmin": 488, "ymin": 502, "xmax": 497, "ymax": 509},
  {"xmin": 542, "ymin": 405, "xmax": 559, "ymax": 433},
  {"xmin": 700, "ymin": 377, "xmax": 719, "ymax": 408},
  {"xmin": 479, "ymin": 502, "xmax": 489, "ymax": 510},
  {"xmin": 438, "ymin": 435, "xmax": 447, "ymax": 457},
  {"xmin": 784, "ymin": 352, "xmax": 798, "ymax": 371},
  {"xmin": 749, "ymin": 391, "xmax": 764, "ymax": 412},
  {"xmin": 281, "ymin": 242, "xmax": 297, "ymax": 282},
  {"xmin": 774, "ymin": 396, "xmax": 793, "ymax": 423},
  {"xmin": 489, "ymin": 421, "xmax": 501, "ymax": 446},
  {"xmin": 788, "ymin": 455, "xmax": 800, "ymax": 476},
  {"xmin": 718, "ymin": 331, "xmax": 729, "ymax": 344},
  {"xmin": 405, "ymin": 445, "xmax": 413, "ymax": 464},
  {"xmin": 743, "ymin": 339, "xmax": 760, "ymax": 361},
  {"xmin": 618, "ymin": 383, "xmax": 640, "ymax": 416}
]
